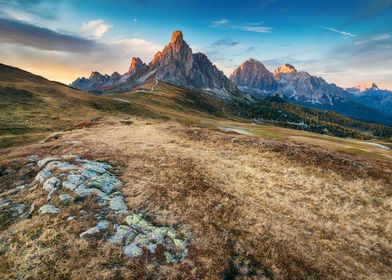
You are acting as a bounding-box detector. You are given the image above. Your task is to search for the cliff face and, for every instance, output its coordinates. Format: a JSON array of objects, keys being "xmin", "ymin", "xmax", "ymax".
[{"xmin": 230, "ymin": 58, "xmax": 277, "ymax": 96}]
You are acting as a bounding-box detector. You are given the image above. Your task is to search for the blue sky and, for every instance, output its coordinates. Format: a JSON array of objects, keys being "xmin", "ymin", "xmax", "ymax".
[{"xmin": 0, "ymin": 0, "xmax": 391, "ymax": 89}]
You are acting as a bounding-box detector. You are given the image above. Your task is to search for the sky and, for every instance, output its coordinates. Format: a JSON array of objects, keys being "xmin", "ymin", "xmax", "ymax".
[{"xmin": 0, "ymin": 0, "xmax": 391, "ymax": 89}]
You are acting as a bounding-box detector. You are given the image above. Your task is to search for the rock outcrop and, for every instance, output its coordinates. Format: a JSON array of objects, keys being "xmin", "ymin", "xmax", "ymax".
[{"xmin": 27, "ymin": 153, "xmax": 190, "ymax": 263}]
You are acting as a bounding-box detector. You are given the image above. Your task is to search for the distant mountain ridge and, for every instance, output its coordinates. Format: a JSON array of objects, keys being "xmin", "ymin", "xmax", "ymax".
[
  {"xmin": 71, "ymin": 31, "xmax": 236, "ymax": 97},
  {"xmin": 230, "ymin": 58, "xmax": 392, "ymax": 125},
  {"xmin": 346, "ymin": 83, "xmax": 392, "ymax": 115}
]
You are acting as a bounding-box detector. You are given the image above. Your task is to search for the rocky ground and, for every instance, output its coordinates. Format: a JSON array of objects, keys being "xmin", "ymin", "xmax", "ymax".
[{"xmin": 0, "ymin": 117, "xmax": 391, "ymax": 279}]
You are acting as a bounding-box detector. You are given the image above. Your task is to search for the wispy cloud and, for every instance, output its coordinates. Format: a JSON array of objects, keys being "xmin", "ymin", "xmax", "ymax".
[
  {"xmin": 237, "ymin": 24, "xmax": 272, "ymax": 33},
  {"xmin": 319, "ymin": 25, "xmax": 356, "ymax": 37},
  {"xmin": 211, "ymin": 18, "xmax": 229, "ymax": 27},
  {"xmin": 82, "ymin": 19, "xmax": 113, "ymax": 39},
  {"xmin": 354, "ymin": 32, "xmax": 391, "ymax": 46},
  {"xmin": 212, "ymin": 38, "xmax": 239, "ymax": 47},
  {"xmin": 212, "ymin": 19, "xmax": 272, "ymax": 33}
]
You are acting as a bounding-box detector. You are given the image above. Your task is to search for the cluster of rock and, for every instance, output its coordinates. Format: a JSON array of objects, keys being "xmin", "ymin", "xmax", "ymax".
[
  {"xmin": 32, "ymin": 154, "xmax": 188, "ymax": 263},
  {"xmin": 71, "ymin": 31, "xmax": 236, "ymax": 97}
]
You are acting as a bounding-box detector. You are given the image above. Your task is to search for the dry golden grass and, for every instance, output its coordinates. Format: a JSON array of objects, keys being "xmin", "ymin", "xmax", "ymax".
[{"xmin": 1, "ymin": 117, "xmax": 391, "ymax": 279}]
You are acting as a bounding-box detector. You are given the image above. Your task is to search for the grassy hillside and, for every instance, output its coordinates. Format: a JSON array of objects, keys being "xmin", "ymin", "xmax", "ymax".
[
  {"xmin": 0, "ymin": 64, "xmax": 163, "ymax": 148},
  {"xmin": 1, "ymin": 63, "xmax": 391, "ymax": 151}
]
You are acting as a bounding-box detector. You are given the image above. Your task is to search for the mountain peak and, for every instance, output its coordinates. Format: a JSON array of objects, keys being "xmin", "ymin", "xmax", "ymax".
[
  {"xmin": 273, "ymin": 64, "xmax": 297, "ymax": 75},
  {"xmin": 89, "ymin": 71, "xmax": 103, "ymax": 79},
  {"xmin": 230, "ymin": 58, "xmax": 277, "ymax": 95},
  {"xmin": 128, "ymin": 57, "xmax": 146, "ymax": 74},
  {"xmin": 234, "ymin": 58, "xmax": 268, "ymax": 72},
  {"xmin": 171, "ymin": 30, "xmax": 184, "ymax": 44},
  {"xmin": 357, "ymin": 82, "xmax": 379, "ymax": 92}
]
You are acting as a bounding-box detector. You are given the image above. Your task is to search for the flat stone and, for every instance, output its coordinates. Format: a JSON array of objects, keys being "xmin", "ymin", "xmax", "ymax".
[
  {"xmin": 123, "ymin": 243, "xmax": 143, "ymax": 258},
  {"xmin": 97, "ymin": 220, "xmax": 111, "ymax": 230},
  {"xmin": 47, "ymin": 188, "xmax": 58, "ymax": 201},
  {"xmin": 46, "ymin": 161, "xmax": 78, "ymax": 172},
  {"xmin": 79, "ymin": 220, "xmax": 110, "ymax": 238},
  {"xmin": 125, "ymin": 214, "xmax": 153, "ymax": 232},
  {"xmin": 86, "ymin": 173, "xmax": 122, "ymax": 194},
  {"xmin": 12, "ymin": 204, "xmax": 25, "ymax": 217},
  {"xmin": 35, "ymin": 169, "xmax": 52, "ymax": 183},
  {"xmin": 147, "ymin": 243, "xmax": 157, "ymax": 253},
  {"xmin": 43, "ymin": 177, "xmax": 61, "ymax": 192},
  {"xmin": 109, "ymin": 225, "xmax": 136, "ymax": 244},
  {"xmin": 74, "ymin": 185, "xmax": 95, "ymax": 197},
  {"xmin": 62, "ymin": 181, "xmax": 77, "ymax": 191},
  {"xmin": 37, "ymin": 157, "xmax": 60, "ymax": 168},
  {"xmin": 38, "ymin": 204, "xmax": 60, "ymax": 215},
  {"xmin": 79, "ymin": 226, "xmax": 100, "ymax": 238},
  {"xmin": 82, "ymin": 161, "xmax": 111, "ymax": 174},
  {"xmin": 133, "ymin": 234, "xmax": 150, "ymax": 246},
  {"xmin": 109, "ymin": 195, "xmax": 128, "ymax": 213},
  {"xmin": 80, "ymin": 169, "xmax": 98, "ymax": 179},
  {"xmin": 67, "ymin": 174, "xmax": 85, "ymax": 185},
  {"xmin": 147, "ymin": 227, "xmax": 168, "ymax": 244},
  {"xmin": 59, "ymin": 194, "xmax": 72, "ymax": 205}
]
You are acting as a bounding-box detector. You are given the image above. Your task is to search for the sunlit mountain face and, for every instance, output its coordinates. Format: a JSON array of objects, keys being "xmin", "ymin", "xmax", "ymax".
[{"xmin": 0, "ymin": 0, "xmax": 391, "ymax": 90}]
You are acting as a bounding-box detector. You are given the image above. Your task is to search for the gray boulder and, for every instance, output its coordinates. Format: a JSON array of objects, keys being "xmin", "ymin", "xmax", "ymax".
[
  {"xmin": 43, "ymin": 177, "xmax": 61, "ymax": 192},
  {"xmin": 59, "ymin": 194, "xmax": 72, "ymax": 205},
  {"xmin": 35, "ymin": 169, "xmax": 52, "ymax": 183},
  {"xmin": 38, "ymin": 204, "xmax": 60, "ymax": 215},
  {"xmin": 109, "ymin": 195, "xmax": 128, "ymax": 213},
  {"xmin": 109, "ymin": 225, "xmax": 136, "ymax": 244},
  {"xmin": 80, "ymin": 220, "xmax": 111, "ymax": 238}
]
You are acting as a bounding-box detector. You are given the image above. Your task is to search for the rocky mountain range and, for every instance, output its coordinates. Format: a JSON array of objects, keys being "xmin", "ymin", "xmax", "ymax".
[
  {"xmin": 71, "ymin": 31, "xmax": 236, "ymax": 97},
  {"xmin": 347, "ymin": 83, "xmax": 392, "ymax": 115},
  {"xmin": 230, "ymin": 59, "xmax": 392, "ymax": 125},
  {"xmin": 231, "ymin": 60, "xmax": 351, "ymax": 106},
  {"xmin": 71, "ymin": 30, "xmax": 391, "ymax": 125}
]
